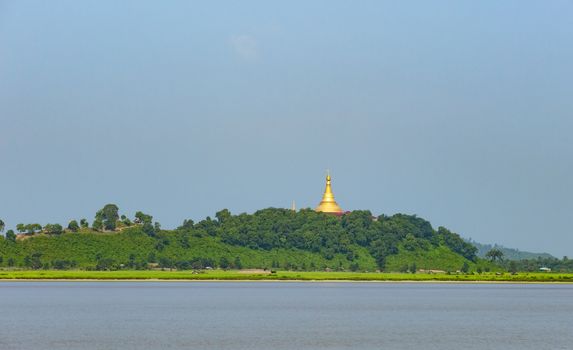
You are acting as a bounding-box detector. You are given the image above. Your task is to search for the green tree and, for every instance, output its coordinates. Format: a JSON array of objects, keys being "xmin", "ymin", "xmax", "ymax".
[
  {"xmin": 179, "ymin": 232, "xmax": 190, "ymax": 248},
  {"xmin": 179, "ymin": 219, "xmax": 194, "ymax": 230},
  {"xmin": 159, "ymin": 257, "xmax": 173, "ymax": 270},
  {"xmin": 215, "ymin": 209, "xmax": 231, "ymax": 224},
  {"xmin": 485, "ymin": 248, "xmax": 504, "ymax": 262},
  {"xmin": 127, "ymin": 253, "xmax": 137, "ymax": 269},
  {"xmin": 461, "ymin": 261, "xmax": 470, "ymax": 273},
  {"xmin": 80, "ymin": 219, "xmax": 89, "ymax": 228},
  {"xmin": 0, "ymin": 219, "xmax": 5, "ymax": 233},
  {"xmin": 92, "ymin": 219, "xmax": 103, "ymax": 232},
  {"xmin": 410, "ymin": 262, "xmax": 417, "ymax": 274},
  {"xmin": 24, "ymin": 252, "xmax": 43, "ymax": 269},
  {"xmin": 96, "ymin": 257, "xmax": 115, "ymax": 271},
  {"xmin": 135, "ymin": 211, "xmax": 153, "ymax": 224},
  {"xmin": 68, "ymin": 220, "xmax": 80, "ymax": 232},
  {"xmin": 508, "ymin": 261, "xmax": 518, "ymax": 274},
  {"xmin": 31, "ymin": 223, "xmax": 42, "ymax": 234},
  {"xmin": 6, "ymin": 229, "xmax": 16, "ymax": 242},
  {"xmin": 44, "ymin": 223, "xmax": 63, "ymax": 235},
  {"xmin": 95, "ymin": 204, "xmax": 119, "ymax": 231},
  {"xmin": 219, "ymin": 257, "xmax": 230, "ymax": 269},
  {"xmin": 142, "ymin": 222, "xmax": 155, "ymax": 237},
  {"xmin": 234, "ymin": 256, "xmax": 242, "ymax": 269},
  {"xmin": 17, "ymin": 223, "xmax": 41, "ymax": 235},
  {"xmin": 121, "ymin": 215, "xmax": 132, "ymax": 226}
]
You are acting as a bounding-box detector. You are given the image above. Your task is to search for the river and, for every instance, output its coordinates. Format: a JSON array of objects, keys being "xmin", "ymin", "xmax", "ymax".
[{"xmin": 0, "ymin": 282, "xmax": 571, "ymax": 349}]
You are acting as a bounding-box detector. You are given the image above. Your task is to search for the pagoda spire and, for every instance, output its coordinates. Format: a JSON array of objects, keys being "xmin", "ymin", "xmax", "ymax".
[{"xmin": 315, "ymin": 172, "xmax": 344, "ymax": 214}]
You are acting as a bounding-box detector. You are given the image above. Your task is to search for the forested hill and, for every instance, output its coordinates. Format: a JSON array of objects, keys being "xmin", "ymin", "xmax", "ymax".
[
  {"xmin": 0, "ymin": 207, "xmax": 482, "ymax": 272},
  {"xmin": 467, "ymin": 239, "xmax": 555, "ymax": 260},
  {"xmin": 202, "ymin": 208, "xmax": 478, "ymax": 267}
]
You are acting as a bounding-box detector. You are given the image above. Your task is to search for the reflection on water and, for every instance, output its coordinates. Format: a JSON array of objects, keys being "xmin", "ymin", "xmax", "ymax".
[{"xmin": 0, "ymin": 282, "xmax": 572, "ymax": 350}]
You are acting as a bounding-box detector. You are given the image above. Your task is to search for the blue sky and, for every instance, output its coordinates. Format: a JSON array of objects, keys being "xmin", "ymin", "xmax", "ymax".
[{"xmin": 1, "ymin": 1, "xmax": 572, "ymax": 257}]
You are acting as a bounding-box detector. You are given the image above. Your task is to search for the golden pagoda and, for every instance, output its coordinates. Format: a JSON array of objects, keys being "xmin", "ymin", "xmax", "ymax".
[{"xmin": 315, "ymin": 172, "xmax": 344, "ymax": 214}]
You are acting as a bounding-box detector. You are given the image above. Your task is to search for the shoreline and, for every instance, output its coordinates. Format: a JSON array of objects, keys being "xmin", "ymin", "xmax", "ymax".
[
  {"xmin": 1, "ymin": 270, "xmax": 571, "ymax": 283},
  {"xmin": 1, "ymin": 278, "xmax": 572, "ymax": 284}
]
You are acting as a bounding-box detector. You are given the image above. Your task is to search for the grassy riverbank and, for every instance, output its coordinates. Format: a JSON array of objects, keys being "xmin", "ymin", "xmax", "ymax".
[{"xmin": 0, "ymin": 270, "xmax": 572, "ymax": 282}]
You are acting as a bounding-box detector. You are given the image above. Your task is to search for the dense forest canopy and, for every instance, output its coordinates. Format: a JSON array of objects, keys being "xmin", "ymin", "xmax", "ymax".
[
  {"xmin": 186, "ymin": 208, "xmax": 478, "ymax": 267},
  {"xmin": 0, "ymin": 206, "xmax": 487, "ymax": 272}
]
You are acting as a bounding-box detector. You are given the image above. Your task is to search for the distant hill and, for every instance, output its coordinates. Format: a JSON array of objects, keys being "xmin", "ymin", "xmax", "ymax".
[
  {"xmin": 466, "ymin": 239, "xmax": 555, "ymax": 260},
  {"xmin": 1, "ymin": 208, "xmax": 493, "ymax": 272}
]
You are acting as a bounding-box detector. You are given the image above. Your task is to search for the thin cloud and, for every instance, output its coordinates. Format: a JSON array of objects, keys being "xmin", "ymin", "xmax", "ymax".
[{"xmin": 230, "ymin": 34, "xmax": 259, "ymax": 62}]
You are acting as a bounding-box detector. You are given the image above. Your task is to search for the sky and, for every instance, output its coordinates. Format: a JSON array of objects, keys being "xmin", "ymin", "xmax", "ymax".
[{"xmin": 1, "ymin": 1, "xmax": 572, "ymax": 257}]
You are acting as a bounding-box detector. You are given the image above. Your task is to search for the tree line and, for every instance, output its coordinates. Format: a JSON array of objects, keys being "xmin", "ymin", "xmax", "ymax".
[
  {"xmin": 2, "ymin": 205, "xmax": 478, "ymax": 271},
  {"xmin": 0, "ymin": 204, "xmax": 159, "ymax": 240},
  {"xmin": 176, "ymin": 207, "xmax": 478, "ymax": 268}
]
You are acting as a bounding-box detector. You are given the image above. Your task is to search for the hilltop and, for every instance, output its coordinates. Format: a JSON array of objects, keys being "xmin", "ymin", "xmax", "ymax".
[{"xmin": 0, "ymin": 206, "xmax": 492, "ymax": 272}]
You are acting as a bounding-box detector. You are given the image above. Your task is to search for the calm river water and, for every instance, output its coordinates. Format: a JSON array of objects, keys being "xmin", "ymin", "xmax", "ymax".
[{"xmin": 0, "ymin": 282, "xmax": 571, "ymax": 350}]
